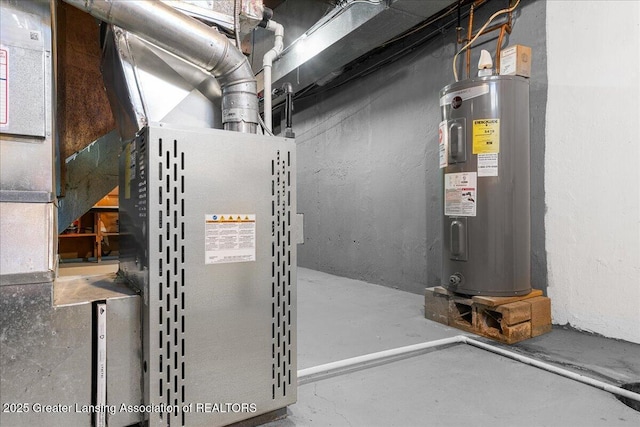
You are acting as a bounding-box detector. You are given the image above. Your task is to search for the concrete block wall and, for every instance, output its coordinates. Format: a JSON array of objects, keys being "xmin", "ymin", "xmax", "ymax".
[
  {"xmin": 265, "ymin": 0, "xmax": 640, "ymax": 343},
  {"xmin": 292, "ymin": 0, "xmax": 548, "ymax": 295}
]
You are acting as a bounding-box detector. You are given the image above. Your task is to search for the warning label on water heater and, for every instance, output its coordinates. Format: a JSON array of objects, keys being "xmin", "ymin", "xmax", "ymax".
[
  {"xmin": 0, "ymin": 48, "xmax": 8, "ymax": 127},
  {"xmin": 438, "ymin": 120, "xmax": 448, "ymax": 168},
  {"xmin": 205, "ymin": 214, "xmax": 256, "ymax": 264},
  {"xmin": 444, "ymin": 172, "xmax": 477, "ymax": 217}
]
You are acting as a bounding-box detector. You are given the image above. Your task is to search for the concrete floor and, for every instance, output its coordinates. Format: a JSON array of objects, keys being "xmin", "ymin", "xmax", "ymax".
[
  {"xmin": 269, "ymin": 268, "xmax": 640, "ymax": 427},
  {"xmin": 58, "ymin": 259, "xmax": 120, "ymax": 277},
  {"xmin": 56, "ymin": 263, "xmax": 640, "ymax": 426}
]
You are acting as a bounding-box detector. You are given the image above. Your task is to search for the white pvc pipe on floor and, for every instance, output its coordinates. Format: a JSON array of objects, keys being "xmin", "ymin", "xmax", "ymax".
[
  {"xmin": 298, "ymin": 335, "xmax": 640, "ymax": 404},
  {"xmin": 462, "ymin": 336, "xmax": 640, "ymax": 403},
  {"xmin": 297, "ymin": 336, "xmax": 463, "ymax": 385}
]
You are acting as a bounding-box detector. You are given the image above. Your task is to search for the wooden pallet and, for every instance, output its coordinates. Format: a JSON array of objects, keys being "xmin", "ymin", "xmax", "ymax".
[{"xmin": 424, "ymin": 286, "xmax": 552, "ymax": 344}]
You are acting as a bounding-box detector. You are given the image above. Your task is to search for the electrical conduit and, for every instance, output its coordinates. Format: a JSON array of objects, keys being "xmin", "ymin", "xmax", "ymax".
[{"xmin": 298, "ymin": 335, "xmax": 640, "ymax": 404}]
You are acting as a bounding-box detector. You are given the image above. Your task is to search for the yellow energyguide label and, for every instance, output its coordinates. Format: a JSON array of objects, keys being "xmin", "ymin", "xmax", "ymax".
[{"xmin": 472, "ymin": 118, "xmax": 500, "ymax": 154}]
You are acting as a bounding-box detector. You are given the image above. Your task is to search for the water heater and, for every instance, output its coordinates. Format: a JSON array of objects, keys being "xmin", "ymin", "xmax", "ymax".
[{"xmin": 439, "ymin": 75, "xmax": 530, "ymax": 296}]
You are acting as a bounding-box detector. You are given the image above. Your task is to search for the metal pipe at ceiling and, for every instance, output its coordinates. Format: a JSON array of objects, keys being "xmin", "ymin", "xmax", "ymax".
[{"xmin": 63, "ymin": 0, "xmax": 258, "ymax": 133}]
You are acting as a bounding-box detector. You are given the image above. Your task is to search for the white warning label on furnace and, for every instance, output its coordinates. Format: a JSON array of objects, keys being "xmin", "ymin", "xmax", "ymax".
[
  {"xmin": 444, "ymin": 172, "xmax": 477, "ymax": 217},
  {"xmin": 477, "ymin": 153, "xmax": 499, "ymax": 177},
  {"xmin": 205, "ymin": 214, "xmax": 256, "ymax": 264},
  {"xmin": 0, "ymin": 48, "xmax": 8, "ymax": 127}
]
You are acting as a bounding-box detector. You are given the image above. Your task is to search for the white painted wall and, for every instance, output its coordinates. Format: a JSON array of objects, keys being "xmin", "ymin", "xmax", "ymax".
[{"xmin": 545, "ymin": 1, "xmax": 640, "ymax": 343}]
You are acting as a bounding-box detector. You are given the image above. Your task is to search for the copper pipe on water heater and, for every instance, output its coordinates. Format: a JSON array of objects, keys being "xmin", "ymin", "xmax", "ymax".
[
  {"xmin": 495, "ymin": 21, "xmax": 511, "ymax": 72},
  {"xmin": 465, "ymin": 3, "xmax": 474, "ymax": 79},
  {"xmin": 463, "ymin": 0, "xmax": 488, "ymax": 79},
  {"xmin": 452, "ymin": 0, "xmax": 520, "ymax": 81},
  {"xmin": 495, "ymin": 1, "xmax": 514, "ymax": 75},
  {"xmin": 459, "ymin": 0, "xmax": 515, "ymax": 79}
]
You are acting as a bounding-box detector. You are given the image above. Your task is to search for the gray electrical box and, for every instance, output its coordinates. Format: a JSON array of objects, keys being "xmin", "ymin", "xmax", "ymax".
[
  {"xmin": 119, "ymin": 124, "xmax": 297, "ymax": 426},
  {"xmin": 0, "ymin": 7, "xmax": 46, "ymax": 138}
]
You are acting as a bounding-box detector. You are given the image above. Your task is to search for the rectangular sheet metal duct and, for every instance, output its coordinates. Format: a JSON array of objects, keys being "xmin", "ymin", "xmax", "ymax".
[{"xmin": 257, "ymin": 0, "xmax": 457, "ymax": 95}]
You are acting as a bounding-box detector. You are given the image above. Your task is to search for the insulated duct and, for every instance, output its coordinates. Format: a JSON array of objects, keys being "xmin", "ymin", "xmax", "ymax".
[
  {"xmin": 63, "ymin": 0, "xmax": 258, "ymax": 133},
  {"xmin": 257, "ymin": 0, "xmax": 457, "ymax": 99}
]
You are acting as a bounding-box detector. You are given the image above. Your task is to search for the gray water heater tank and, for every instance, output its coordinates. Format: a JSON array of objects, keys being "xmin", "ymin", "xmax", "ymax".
[{"xmin": 440, "ymin": 75, "xmax": 531, "ymax": 296}]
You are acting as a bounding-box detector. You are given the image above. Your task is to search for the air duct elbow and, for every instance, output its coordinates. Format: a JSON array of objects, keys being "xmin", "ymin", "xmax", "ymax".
[{"xmin": 63, "ymin": 0, "xmax": 258, "ymax": 133}]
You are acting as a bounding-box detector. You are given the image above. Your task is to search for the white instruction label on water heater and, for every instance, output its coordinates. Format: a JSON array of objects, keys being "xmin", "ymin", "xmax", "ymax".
[
  {"xmin": 477, "ymin": 153, "xmax": 499, "ymax": 177},
  {"xmin": 205, "ymin": 214, "xmax": 256, "ymax": 264},
  {"xmin": 438, "ymin": 120, "xmax": 448, "ymax": 168},
  {"xmin": 0, "ymin": 47, "xmax": 8, "ymax": 127},
  {"xmin": 444, "ymin": 172, "xmax": 477, "ymax": 217}
]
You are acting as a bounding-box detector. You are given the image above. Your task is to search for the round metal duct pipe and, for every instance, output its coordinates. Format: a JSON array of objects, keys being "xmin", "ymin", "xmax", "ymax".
[{"xmin": 63, "ymin": 0, "xmax": 258, "ymax": 133}]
